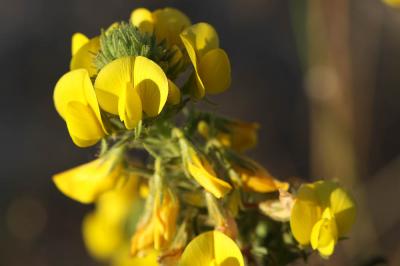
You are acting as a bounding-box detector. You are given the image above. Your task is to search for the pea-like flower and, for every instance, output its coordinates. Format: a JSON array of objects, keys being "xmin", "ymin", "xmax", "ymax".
[
  {"xmin": 130, "ymin": 187, "xmax": 179, "ymax": 255},
  {"xmin": 180, "ymin": 23, "xmax": 231, "ymax": 98},
  {"xmin": 53, "ymin": 69, "xmax": 107, "ymax": 147},
  {"xmin": 70, "ymin": 33, "xmax": 100, "ymax": 77},
  {"xmin": 290, "ymin": 180, "xmax": 356, "ymax": 258},
  {"xmin": 187, "ymin": 148, "xmax": 232, "ymax": 199},
  {"xmin": 179, "ymin": 231, "xmax": 244, "ymax": 266},
  {"xmin": 52, "ymin": 147, "xmax": 124, "ymax": 204},
  {"xmin": 198, "ymin": 120, "xmax": 259, "ymax": 153},
  {"xmin": 94, "ymin": 56, "xmax": 169, "ymax": 129},
  {"xmin": 131, "ymin": 7, "xmax": 191, "ymax": 46},
  {"xmin": 234, "ymin": 159, "xmax": 289, "ymax": 193}
]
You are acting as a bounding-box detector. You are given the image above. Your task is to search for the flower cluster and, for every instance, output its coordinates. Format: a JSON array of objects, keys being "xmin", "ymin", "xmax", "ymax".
[{"xmin": 52, "ymin": 7, "xmax": 356, "ymax": 266}]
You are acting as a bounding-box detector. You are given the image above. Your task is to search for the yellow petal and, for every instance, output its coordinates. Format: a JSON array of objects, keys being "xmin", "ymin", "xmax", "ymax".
[
  {"xmin": 180, "ymin": 34, "xmax": 205, "ymax": 99},
  {"xmin": 71, "ymin": 33, "xmax": 89, "ymax": 56},
  {"xmin": 65, "ymin": 101, "xmax": 105, "ymax": 147},
  {"xmin": 95, "ymin": 57, "xmax": 135, "ymax": 114},
  {"xmin": 187, "ymin": 150, "xmax": 232, "ymax": 198},
  {"xmin": 152, "ymin": 7, "xmax": 191, "ymax": 46},
  {"xmin": 180, "ymin": 23, "xmax": 219, "ymax": 58},
  {"xmin": 167, "ymin": 79, "xmax": 181, "ymax": 105},
  {"xmin": 133, "ymin": 56, "xmax": 168, "ymax": 117},
  {"xmin": 197, "ymin": 48, "xmax": 231, "ymax": 95},
  {"xmin": 310, "ymin": 209, "xmax": 338, "ymax": 258},
  {"xmin": 329, "ymin": 185, "xmax": 356, "ymax": 236},
  {"xmin": 82, "ymin": 212, "xmax": 124, "ymax": 261},
  {"xmin": 118, "ymin": 83, "xmax": 142, "ymax": 129},
  {"xmin": 179, "ymin": 231, "xmax": 244, "ymax": 266},
  {"xmin": 290, "ymin": 184, "xmax": 322, "ymax": 245},
  {"xmin": 54, "ymin": 69, "xmax": 106, "ymax": 146},
  {"xmin": 53, "ymin": 150, "xmax": 123, "ymax": 203},
  {"xmin": 70, "ymin": 36, "xmax": 100, "ymax": 77},
  {"xmin": 130, "ymin": 8, "xmax": 154, "ymax": 34}
]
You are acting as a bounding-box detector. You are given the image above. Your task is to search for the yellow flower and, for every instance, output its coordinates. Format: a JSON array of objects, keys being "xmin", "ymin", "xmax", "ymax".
[
  {"xmin": 180, "ymin": 23, "xmax": 231, "ymax": 98},
  {"xmin": 179, "ymin": 231, "xmax": 244, "ymax": 266},
  {"xmin": 70, "ymin": 33, "xmax": 100, "ymax": 77},
  {"xmin": 234, "ymin": 160, "xmax": 289, "ymax": 193},
  {"xmin": 290, "ymin": 180, "xmax": 356, "ymax": 257},
  {"xmin": 198, "ymin": 120, "xmax": 259, "ymax": 153},
  {"xmin": 94, "ymin": 56, "xmax": 169, "ymax": 129},
  {"xmin": 52, "ymin": 147, "xmax": 123, "ymax": 203},
  {"xmin": 131, "ymin": 188, "xmax": 179, "ymax": 255},
  {"xmin": 187, "ymin": 148, "xmax": 232, "ymax": 199},
  {"xmin": 131, "ymin": 7, "xmax": 191, "ymax": 46},
  {"xmin": 82, "ymin": 176, "xmax": 139, "ymax": 261},
  {"xmin": 53, "ymin": 69, "xmax": 106, "ymax": 147}
]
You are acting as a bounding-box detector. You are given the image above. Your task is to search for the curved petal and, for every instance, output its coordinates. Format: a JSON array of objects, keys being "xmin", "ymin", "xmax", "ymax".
[
  {"xmin": 54, "ymin": 69, "xmax": 106, "ymax": 136},
  {"xmin": 290, "ymin": 184, "xmax": 322, "ymax": 245},
  {"xmin": 95, "ymin": 57, "xmax": 135, "ymax": 114},
  {"xmin": 180, "ymin": 35, "xmax": 205, "ymax": 98},
  {"xmin": 118, "ymin": 83, "xmax": 142, "ymax": 129},
  {"xmin": 71, "ymin": 33, "xmax": 89, "ymax": 56},
  {"xmin": 167, "ymin": 79, "xmax": 181, "ymax": 105},
  {"xmin": 53, "ymin": 151, "xmax": 123, "ymax": 203},
  {"xmin": 133, "ymin": 56, "xmax": 168, "ymax": 117},
  {"xmin": 130, "ymin": 8, "xmax": 154, "ymax": 34},
  {"xmin": 70, "ymin": 37, "xmax": 100, "ymax": 77},
  {"xmin": 65, "ymin": 102, "xmax": 105, "ymax": 147},
  {"xmin": 188, "ymin": 151, "xmax": 232, "ymax": 198},
  {"xmin": 329, "ymin": 186, "xmax": 356, "ymax": 236},
  {"xmin": 310, "ymin": 210, "xmax": 338, "ymax": 258},
  {"xmin": 180, "ymin": 22, "xmax": 219, "ymax": 58},
  {"xmin": 179, "ymin": 231, "xmax": 244, "ymax": 266},
  {"xmin": 54, "ymin": 69, "xmax": 91, "ymax": 119},
  {"xmin": 152, "ymin": 7, "xmax": 191, "ymax": 46},
  {"xmin": 198, "ymin": 48, "xmax": 231, "ymax": 94}
]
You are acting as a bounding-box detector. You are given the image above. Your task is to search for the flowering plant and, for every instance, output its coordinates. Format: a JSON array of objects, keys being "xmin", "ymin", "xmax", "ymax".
[{"xmin": 52, "ymin": 7, "xmax": 356, "ymax": 266}]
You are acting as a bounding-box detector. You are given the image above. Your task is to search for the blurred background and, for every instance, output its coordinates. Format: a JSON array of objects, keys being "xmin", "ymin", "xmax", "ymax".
[{"xmin": 0, "ymin": 0, "xmax": 399, "ymax": 265}]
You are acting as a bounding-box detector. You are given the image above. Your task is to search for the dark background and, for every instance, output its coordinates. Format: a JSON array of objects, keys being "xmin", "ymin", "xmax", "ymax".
[{"xmin": 1, "ymin": 0, "xmax": 399, "ymax": 265}]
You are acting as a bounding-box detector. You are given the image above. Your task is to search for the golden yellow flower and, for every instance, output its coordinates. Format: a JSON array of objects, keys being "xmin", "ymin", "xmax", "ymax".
[
  {"xmin": 70, "ymin": 33, "xmax": 100, "ymax": 77},
  {"xmin": 179, "ymin": 231, "xmax": 244, "ymax": 266},
  {"xmin": 290, "ymin": 180, "xmax": 356, "ymax": 257},
  {"xmin": 131, "ymin": 7, "xmax": 191, "ymax": 46},
  {"xmin": 187, "ymin": 148, "xmax": 232, "ymax": 199},
  {"xmin": 198, "ymin": 120, "xmax": 259, "ymax": 153},
  {"xmin": 94, "ymin": 56, "xmax": 170, "ymax": 129},
  {"xmin": 53, "ymin": 69, "xmax": 106, "ymax": 147},
  {"xmin": 234, "ymin": 159, "xmax": 288, "ymax": 193},
  {"xmin": 131, "ymin": 187, "xmax": 179, "ymax": 255},
  {"xmin": 52, "ymin": 147, "xmax": 123, "ymax": 203},
  {"xmin": 180, "ymin": 23, "xmax": 231, "ymax": 98}
]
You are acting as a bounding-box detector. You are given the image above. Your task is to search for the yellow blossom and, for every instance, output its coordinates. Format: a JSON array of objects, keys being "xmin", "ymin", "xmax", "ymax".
[
  {"xmin": 198, "ymin": 120, "xmax": 259, "ymax": 153},
  {"xmin": 82, "ymin": 175, "xmax": 139, "ymax": 261},
  {"xmin": 131, "ymin": 7, "xmax": 191, "ymax": 46},
  {"xmin": 131, "ymin": 188, "xmax": 179, "ymax": 255},
  {"xmin": 290, "ymin": 180, "xmax": 356, "ymax": 257},
  {"xmin": 52, "ymin": 147, "xmax": 123, "ymax": 204},
  {"xmin": 180, "ymin": 23, "xmax": 231, "ymax": 98},
  {"xmin": 70, "ymin": 33, "xmax": 100, "ymax": 77},
  {"xmin": 94, "ymin": 56, "xmax": 169, "ymax": 129},
  {"xmin": 179, "ymin": 231, "xmax": 244, "ymax": 266},
  {"xmin": 187, "ymin": 148, "xmax": 232, "ymax": 199},
  {"xmin": 234, "ymin": 159, "xmax": 289, "ymax": 193},
  {"xmin": 53, "ymin": 69, "xmax": 106, "ymax": 147}
]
